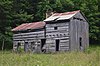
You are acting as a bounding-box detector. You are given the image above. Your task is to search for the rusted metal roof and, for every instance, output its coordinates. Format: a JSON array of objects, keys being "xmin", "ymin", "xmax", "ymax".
[
  {"xmin": 12, "ymin": 22, "xmax": 45, "ymax": 31},
  {"xmin": 44, "ymin": 10, "xmax": 80, "ymax": 21}
]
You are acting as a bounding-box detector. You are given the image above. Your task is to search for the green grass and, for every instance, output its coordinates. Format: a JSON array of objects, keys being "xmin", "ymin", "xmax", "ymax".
[{"xmin": 0, "ymin": 45, "xmax": 100, "ymax": 66}]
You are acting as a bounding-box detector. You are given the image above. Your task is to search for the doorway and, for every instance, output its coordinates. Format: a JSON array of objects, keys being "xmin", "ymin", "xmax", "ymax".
[
  {"xmin": 17, "ymin": 42, "xmax": 21, "ymax": 51},
  {"xmin": 56, "ymin": 39, "xmax": 60, "ymax": 51},
  {"xmin": 41, "ymin": 39, "xmax": 46, "ymax": 52},
  {"xmin": 24, "ymin": 42, "xmax": 28, "ymax": 52}
]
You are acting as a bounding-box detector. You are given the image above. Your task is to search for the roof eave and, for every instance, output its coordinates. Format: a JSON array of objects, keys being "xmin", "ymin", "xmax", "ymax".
[{"xmin": 80, "ymin": 11, "xmax": 89, "ymax": 23}]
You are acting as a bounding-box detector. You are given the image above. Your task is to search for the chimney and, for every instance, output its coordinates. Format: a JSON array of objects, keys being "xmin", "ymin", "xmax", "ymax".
[{"xmin": 46, "ymin": 11, "xmax": 54, "ymax": 18}]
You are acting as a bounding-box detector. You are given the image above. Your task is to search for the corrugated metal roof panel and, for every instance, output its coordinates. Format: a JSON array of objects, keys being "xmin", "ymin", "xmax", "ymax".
[
  {"xmin": 44, "ymin": 10, "xmax": 80, "ymax": 21},
  {"xmin": 12, "ymin": 22, "xmax": 45, "ymax": 31},
  {"xmin": 12, "ymin": 24, "xmax": 28, "ymax": 31},
  {"xmin": 57, "ymin": 14, "xmax": 75, "ymax": 20}
]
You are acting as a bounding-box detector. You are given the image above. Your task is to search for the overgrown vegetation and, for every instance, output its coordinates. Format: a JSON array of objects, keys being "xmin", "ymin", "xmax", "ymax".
[{"xmin": 0, "ymin": 45, "xmax": 100, "ymax": 66}]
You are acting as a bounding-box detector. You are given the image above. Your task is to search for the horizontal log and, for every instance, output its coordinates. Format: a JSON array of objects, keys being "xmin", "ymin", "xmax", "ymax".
[
  {"xmin": 46, "ymin": 37, "xmax": 70, "ymax": 39},
  {"xmin": 13, "ymin": 37, "xmax": 45, "ymax": 41},
  {"xmin": 13, "ymin": 31, "xmax": 44, "ymax": 37},
  {"xmin": 58, "ymin": 26, "xmax": 69, "ymax": 30},
  {"xmin": 59, "ymin": 48, "xmax": 69, "ymax": 51},
  {"xmin": 48, "ymin": 47, "xmax": 55, "ymax": 50},
  {"xmin": 46, "ymin": 30, "xmax": 69, "ymax": 33},
  {"xmin": 60, "ymin": 41, "xmax": 69, "ymax": 44},
  {"xmin": 46, "ymin": 41, "xmax": 55, "ymax": 43},
  {"xmin": 46, "ymin": 42, "xmax": 55, "ymax": 44},
  {"xmin": 46, "ymin": 26, "xmax": 69, "ymax": 30},
  {"xmin": 46, "ymin": 29, "xmax": 69, "ymax": 32},
  {"xmin": 60, "ymin": 39, "xmax": 69, "ymax": 42},
  {"xmin": 60, "ymin": 46, "xmax": 69, "ymax": 49},
  {"xmin": 49, "ymin": 45, "xmax": 55, "ymax": 47},
  {"xmin": 46, "ymin": 23, "xmax": 69, "ymax": 27},
  {"xmin": 46, "ymin": 27, "xmax": 54, "ymax": 30},
  {"xmin": 13, "ymin": 34, "xmax": 44, "ymax": 39},
  {"xmin": 13, "ymin": 38, "xmax": 23, "ymax": 41},
  {"xmin": 60, "ymin": 44, "xmax": 69, "ymax": 46},
  {"xmin": 46, "ymin": 35, "xmax": 70, "ymax": 39},
  {"xmin": 46, "ymin": 32, "xmax": 69, "ymax": 36}
]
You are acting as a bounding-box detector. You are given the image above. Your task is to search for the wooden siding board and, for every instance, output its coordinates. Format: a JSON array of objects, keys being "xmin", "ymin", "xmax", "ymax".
[
  {"xmin": 76, "ymin": 20, "xmax": 80, "ymax": 51},
  {"xmin": 81, "ymin": 22, "xmax": 89, "ymax": 49},
  {"xmin": 70, "ymin": 18, "xmax": 79, "ymax": 51},
  {"xmin": 70, "ymin": 19, "xmax": 74, "ymax": 51},
  {"xmin": 86, "ymin": 22, "xmax": 89, "ymax": 47}
]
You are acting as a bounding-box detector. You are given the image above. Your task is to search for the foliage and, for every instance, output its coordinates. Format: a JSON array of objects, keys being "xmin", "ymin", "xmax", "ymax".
[
  {"xmin": 0, "ymin": 46, "xmax": 100, "ymax": 66},
  {"xmin": 0, "ymin": 0, "xmax": 100, "ymax": 50}
]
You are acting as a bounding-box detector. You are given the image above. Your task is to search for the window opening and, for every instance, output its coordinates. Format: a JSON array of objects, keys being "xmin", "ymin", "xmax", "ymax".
[
  {"xmin": 79, "ymin": 37, "xmax": 83, "ymax": 50},
  {"xmin": 54, "ymin": 27, "xmax": 58, "ymax": 30}
]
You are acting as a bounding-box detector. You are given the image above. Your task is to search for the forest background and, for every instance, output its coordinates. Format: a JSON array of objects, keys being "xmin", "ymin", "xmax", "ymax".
[{"xmin": 0, "ymin": 0, "xmax": 100, "ymax": 50}]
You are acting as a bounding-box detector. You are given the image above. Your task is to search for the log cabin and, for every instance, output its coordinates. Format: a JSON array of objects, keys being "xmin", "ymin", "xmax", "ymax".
[
  {"xmin": 12, "ymin": 10, "xmax": 89, "ymax": 53},
  {"xmin": 12, "ymin": 22, "xmax": 46, "ymax": 52}
]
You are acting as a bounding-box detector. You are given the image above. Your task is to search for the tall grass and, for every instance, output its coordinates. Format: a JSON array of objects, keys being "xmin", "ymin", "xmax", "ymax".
[{"xmin": 0, "ymin": 45, "xmax": 100, "ymax": 66}]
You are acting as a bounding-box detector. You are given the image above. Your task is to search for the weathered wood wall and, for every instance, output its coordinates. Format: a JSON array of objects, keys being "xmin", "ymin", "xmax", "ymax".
[
  {"xmin": 13, "ymin": 29, "xmax": 45, "ymax": 52},
  {"xmin": 13, "ymin": 31, "xmax": 45, "ymax": 41},
  {"xmin": 70, "ymin": 12, "xmax": 89, "ymax": 51},
  {"xmin": 45, "ymin": 22, "xmax": 70, "ymax": 52}
]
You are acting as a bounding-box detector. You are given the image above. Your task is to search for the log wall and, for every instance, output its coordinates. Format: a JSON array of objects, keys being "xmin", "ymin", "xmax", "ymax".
[
  {"xmin": 45, "ymin": 22, "xmax": 70, "ymax": 52},
  {"xmin": 13, "ymin": 29, "xmax": 45, "ymax": 52},
  {"xmin": 13, "ymin": 30, "xmax": 45, "ymax": 41}
]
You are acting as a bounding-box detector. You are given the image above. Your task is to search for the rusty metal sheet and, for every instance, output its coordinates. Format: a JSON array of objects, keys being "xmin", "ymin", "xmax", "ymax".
[{"xmin": 12, "ymin": 22, "xmax": 45, "ymax": 31}]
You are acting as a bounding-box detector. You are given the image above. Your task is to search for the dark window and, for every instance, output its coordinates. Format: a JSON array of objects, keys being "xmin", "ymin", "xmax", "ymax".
[
  {"xmin": 79, "ymin": 37, "xmax": 82, "ymax": 47},
  {"xmin": 79, "ymin": 37, "xmax": 83, "ymax": 50},
  {"xmin": 37, "ymin": 41, "xmax": 40, "ymax": 43},
  {"xmin": 54, "ymin": 27, "xmax": 58, "ymax": 30},
  {"xmin": 60, "ymin": 34, "xmax": 62, "ymax": 36},
  {"xmin": 64, "ymin": 34, "xmax": 66, "ymax": 36},
  {"xmin": 56, "ymin": 34, "xmax": 59, "ymax": 36},
  {"xmin": 53, "ymin": 35, "xmax": 55, "ymax": 36}
]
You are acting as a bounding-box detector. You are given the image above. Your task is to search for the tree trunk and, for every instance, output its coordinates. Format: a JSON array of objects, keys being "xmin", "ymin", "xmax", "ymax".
[{"xmin": 2, "ymin": 39, "xmax": 4, "ymax": 51}]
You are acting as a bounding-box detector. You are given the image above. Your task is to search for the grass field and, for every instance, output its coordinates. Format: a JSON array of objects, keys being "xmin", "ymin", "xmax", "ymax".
[{"xmin": 0, "ymin": 45, "xmax": 100, "ymax": 66}]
